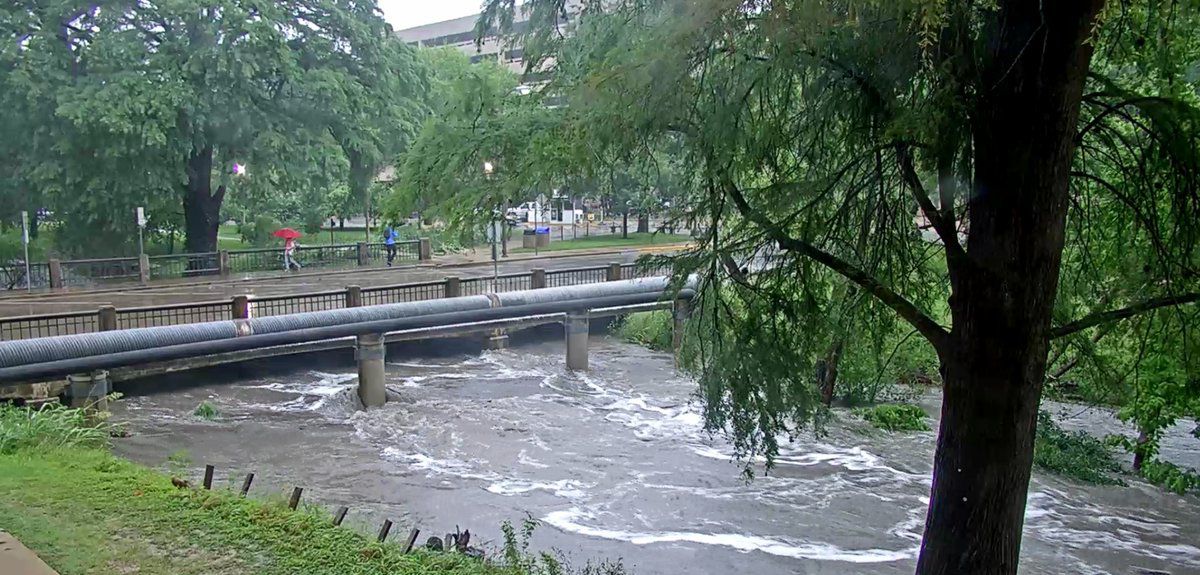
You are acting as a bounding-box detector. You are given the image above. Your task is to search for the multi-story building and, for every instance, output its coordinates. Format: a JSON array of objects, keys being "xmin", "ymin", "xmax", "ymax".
[{"xmin": 395, "ymin": 13, "xmax": 529, "ymax": 74}]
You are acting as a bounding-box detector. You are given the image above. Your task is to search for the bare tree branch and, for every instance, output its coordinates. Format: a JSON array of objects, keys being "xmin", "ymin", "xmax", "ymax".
[
  {"xmin": 1051, "ymin": 293, "xmax": 1200, "ymax": 339},
  {"xmin": 721, "ymin": 176, "xmax": 950, "ymax": 351},
  {"xmin": 896, "ymin": 145, "xmax": 968, "ymax": 264}
]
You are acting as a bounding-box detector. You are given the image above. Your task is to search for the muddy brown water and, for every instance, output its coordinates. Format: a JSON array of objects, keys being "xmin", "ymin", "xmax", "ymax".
[{"xmin": 111, "ymin": 338, "xmax": 1200, "ymax": 575}]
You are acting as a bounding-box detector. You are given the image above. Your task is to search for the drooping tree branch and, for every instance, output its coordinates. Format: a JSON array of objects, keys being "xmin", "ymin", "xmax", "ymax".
[
  {"xmin": 1051, "ymin": 293, "xmax": 1200, "ymax": 339},
  {"xmin": 721, "ymin": 176, "xmax": 950, "ymax": 351}
]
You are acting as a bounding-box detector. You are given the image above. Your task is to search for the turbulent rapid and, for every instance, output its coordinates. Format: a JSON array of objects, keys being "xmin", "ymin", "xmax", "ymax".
[{"xmin": 111, "ymin": 338, "xmax": 1200, "ymax": 575}]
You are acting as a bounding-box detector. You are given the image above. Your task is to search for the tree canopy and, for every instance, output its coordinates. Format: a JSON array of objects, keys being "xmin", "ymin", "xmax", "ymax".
[
  {"xmin": 451, "ymin": 1, "xmax": 1200, "ymax": 573},
  {"xmin": 1, "ymin": 0, "xmax": 427, "ymax": 255}
]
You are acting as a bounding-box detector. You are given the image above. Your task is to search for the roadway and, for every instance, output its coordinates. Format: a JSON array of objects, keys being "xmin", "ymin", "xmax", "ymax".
[{"xmin": 0, "ymin": 245, "xmax": 682, "ymax": 317}]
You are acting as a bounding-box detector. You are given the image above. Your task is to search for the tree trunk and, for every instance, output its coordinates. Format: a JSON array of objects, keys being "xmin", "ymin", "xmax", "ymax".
[
  {"xmin": 621, "ymin": 212, "xmax": 629, "ymax": 238},
  {"xmin": 183, "ymin": 145, "xmax": 225, "ymax": 254},
  {"xmin": 1131, "ymin": 429, "xmax": 1150, "ymax": 472},
  {"xmin": 636, "ymin": 214, "xmax": 650, "ymax": 234},
  {"xmin": 818, "ymin": 341, "xmax": 842, "ymax": 407},
  {"xmin": 915, "ymin": 2, "xmax": 1103, "ymax": 574}
]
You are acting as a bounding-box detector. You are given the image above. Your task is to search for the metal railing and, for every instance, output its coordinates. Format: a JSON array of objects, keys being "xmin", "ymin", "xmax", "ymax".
[
  {"xmin": 0, "ymin": 262, "xmax": 670, "ymax": 341},
  {"xmin": 9, "ymin": 239, "xmax": 428, "ymax": 290}
]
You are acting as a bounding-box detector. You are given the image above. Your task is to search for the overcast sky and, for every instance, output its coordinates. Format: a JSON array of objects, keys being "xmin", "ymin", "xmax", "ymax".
[{"xmin": 378, "ymin": 1, "xmax": 484, "ymax": 30}]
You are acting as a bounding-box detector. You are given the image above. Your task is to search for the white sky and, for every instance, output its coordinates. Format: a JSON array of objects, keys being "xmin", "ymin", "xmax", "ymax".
[{"xmin": 378, "ymin": 0, "xmax": 485, "ymax": 30}]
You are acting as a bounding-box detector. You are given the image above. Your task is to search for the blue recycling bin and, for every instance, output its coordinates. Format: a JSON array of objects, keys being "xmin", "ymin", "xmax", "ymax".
[{"xmin": 535, "ymin": 227, "xmax": 550, "ymax": 247}]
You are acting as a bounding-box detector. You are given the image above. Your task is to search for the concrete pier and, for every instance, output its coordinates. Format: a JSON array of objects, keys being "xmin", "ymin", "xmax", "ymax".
[
  {"xmin": 485, "ymin": 329, "xmax": 510, "ymax": 350},
  {"xmin": 64, "ymin": 370, "xmax": 110, "ymax": 412},
  {"xmin": 355, "ymin": 333, "xmax": 387, "ymax": 408},
  {"xmin": 672, "ymin": 297, "xmax": 690, "ymax": 353},
  {"xmin": 565, "ymin": 311, "xmax": 589, "ymax": 370}
]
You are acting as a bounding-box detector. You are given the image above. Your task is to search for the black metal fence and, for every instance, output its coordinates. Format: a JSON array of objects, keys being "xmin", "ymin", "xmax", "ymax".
[
  {"xmin": 6, "ymin": 239, "xmax": 425, "ymax": 290},
  {"xmin": 0, "ymin": 262, "xmax": 672, "ymax": 341}
]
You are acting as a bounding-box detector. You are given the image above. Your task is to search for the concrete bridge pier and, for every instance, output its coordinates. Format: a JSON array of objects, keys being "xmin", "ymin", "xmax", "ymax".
[
  {"xmin": 485, "ymin": 329, "xmax": 509, "ymax": 350},
  {"xmin": 64, "ymin": 370, "xmax": 110, "ymax": 412},
  {"xmin": 355, "ymin": 333, "xmax": 387, "ymax": 408},
  {"xmin": 565, "ymin": 311, "xmax": 589, "ymax": 371},
  {"xmin": 672, "ymin": 298, "xmax": 691, "ymax": 353}
]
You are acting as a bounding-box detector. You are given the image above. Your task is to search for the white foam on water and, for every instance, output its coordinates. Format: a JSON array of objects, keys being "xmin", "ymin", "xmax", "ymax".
[
  {"xmin": 543, "ymin": 509, "xmax": 917, "ymax": 563},
  {"xmin": 1025, "ymin": 490, "xmax": 1200, "ymax": 568},
  {"xmin": 689, "ymin": 444, "xmax": 925, "ymax": 484},
  {"xmin": 486, "ymin": 478, "xmax": 592, "ymax": 499},
  {"xmin": 381, "ymin": 448, "xmax": 502, "ymax": 482},
  {"xmin": 518, "ymin": 449, "xmax": 550, "ymax": 468}
]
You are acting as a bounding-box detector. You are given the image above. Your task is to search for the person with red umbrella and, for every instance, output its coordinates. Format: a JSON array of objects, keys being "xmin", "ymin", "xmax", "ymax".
[{"xmin": 273, "ymin": 228, "xmax": 303, "ymax": 271}]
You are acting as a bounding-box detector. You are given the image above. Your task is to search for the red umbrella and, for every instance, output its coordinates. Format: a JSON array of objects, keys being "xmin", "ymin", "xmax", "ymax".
[{"xmin": 272, "ymin": 228, "xmax": 302, "ymax": 240}]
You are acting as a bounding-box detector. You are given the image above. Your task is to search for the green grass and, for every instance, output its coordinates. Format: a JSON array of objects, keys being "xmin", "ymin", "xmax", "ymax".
[
  {"xmin": 512, "ymin": 232, "xmax": 683, "ymax": 254},
  {"xmin": 0, "ymin": 447, "xmax": 509, "ymax": 575},
  {"xmin": 217, "ymin": 224, "xmax": 378, "ymax": 250},
  {"xmin": 853, "ymin": 404, "xmax": 931, "ymax": 432},
  {"xmin": 0, "ymin": 403, "xmax": 626, "ymax": 575}
]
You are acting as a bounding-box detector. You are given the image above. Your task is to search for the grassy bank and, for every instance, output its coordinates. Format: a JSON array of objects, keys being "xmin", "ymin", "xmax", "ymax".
[
  {"xmin": 512, "ymin": 232, "xmax": 682, "ymax": 254},
  {"xmin": 0, "ymin": 447, "xmax": 506, "ymax": 575},
  {"xmin": 0, "ymin": 404, "xmax": 617, "ymax": 575}
]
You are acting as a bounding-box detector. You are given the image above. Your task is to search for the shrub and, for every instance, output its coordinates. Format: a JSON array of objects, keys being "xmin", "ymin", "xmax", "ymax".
[
  {"xmin": 614, "ymin": 311, "xmax": 673, "ymax": 351},
  {"xmin": 1033, "ymin": 411, "xmax": 1123, "ymax": 485},
  {"xmin": 854, "ymin": 404, "xmax": 930, "ymax": 432},
  {"xmin": 1139, "ymin": 459, "xmax": 1200, "ymax": 495},
  {"xmin": 193, "ymin": 401, "xmax": 219, "ymax": 420},
  {"xmin": 0, "ymin": 403, "xmax": 111, "ymax": 455}
]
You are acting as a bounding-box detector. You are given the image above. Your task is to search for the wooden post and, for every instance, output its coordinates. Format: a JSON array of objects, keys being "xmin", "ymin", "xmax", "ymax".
[
  {"xmin": 444, "ymin": 276, "xmax": 462, "ymax": 298},
  {"xmin": 356, "ymin": 242, "xmax": 369, "ymax": 266},
  {"xmin": 606, "ymin": 262, "xmax": 622, "ymax": 281},
  {"xmin": 48, "ymin": 259, "xmax": 63, "ymax": 289},
  {"xmin": 346, "ymin": 285, "xmax": 362, "ymax": 308},
  {"xmin": 377, "ymin": 519, "xmax": 393, "ymax": 542},
  {"xmin": 531, "ymin": 268, "xmax": 546, "ymax": 289},
  {"xmin": 673, "ymin": 297, "xmax": 691, "ymax": 354},
  {"xmin": 231, "ymin": 295, "xmax": 250, "ymax": 320},
  {"xmin": 98, "ymin": 306, "xmax": 117, "ymax": 331},
  {"xmin": 418, "ymin": 238, "xmax": 432, "ymax": 261},
  {"xmin": 138, "ymin": 253, "xmax": 150, "ymax": 284},
  {"xmin": 288, "ymin": 487, "xmax": 303, "ymax": 510},
  {"xmin": 240, "ymin": 473, "xmax": 254, "ymax": 496},
  {"xmin": 332, "ymin": 506, "xmax": 349, "ymax": 526},
  {"xmin": 402, "ymin": 528, "xmax": 420, "ymax": 553},
  {"xmin": 218, "ymin": 250, "xmax": 231, "ymax": 277},
  {"xmin": 202, "ymin": 465, "xmax": 214, "ymax": 490}
]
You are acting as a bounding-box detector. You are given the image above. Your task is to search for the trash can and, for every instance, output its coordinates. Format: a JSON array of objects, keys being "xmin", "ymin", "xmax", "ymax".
[
  {"xmin": 522, "ymin": 229, "xmax": 536, "ymax": 249},
  {"xmin": 535, "ymin": 227, "xmax": 551, "ymax": 248}
]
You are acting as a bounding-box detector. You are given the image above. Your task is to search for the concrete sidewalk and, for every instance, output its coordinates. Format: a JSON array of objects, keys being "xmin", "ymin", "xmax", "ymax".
[{"xmin": 0, "ymin": 532, "xmax": 58, "ymax": 575}]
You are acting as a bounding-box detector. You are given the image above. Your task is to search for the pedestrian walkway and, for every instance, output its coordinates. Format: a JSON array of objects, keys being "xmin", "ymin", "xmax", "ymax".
[
  {"xmin": 0, "ymin": 243, "xmax": 688, "ymax": 318},
  {"xmin": 0, "ymin": 532, "xmax": 58, "ymax": 575}
]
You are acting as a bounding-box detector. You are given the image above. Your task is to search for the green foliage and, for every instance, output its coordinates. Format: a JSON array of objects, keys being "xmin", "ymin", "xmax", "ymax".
[
  {"xmin": 854, "ymin": 404, "xmax": 930, "ymax": 432},
  {"xmin": 0, "ymin": 0, "xmax": 428, "ymax": 255},
  {"xmin": 1138, "ymin": 458, "xmax": 1200, "ymax": 495},
  {"xmin": 0, "ymin": 403, "xmax": 111, "ymax": 456},
  {"xmin": 1034, "ymin": 412, "xmax": 1124, "ymax": 486},
  {"xmin": 614, "ymin": 311, "xmax": 673, "ymax": 351},
  {"xmin": 193, "ymin": 402, "xmax": 220, "ymax": 421},
  {"xmin": 238, "ymin": 216, "xmax": 283, "ymax": 248},
  {"xmin": 499, "ymin": 517, "xmax": 628, "ymax": 575}
]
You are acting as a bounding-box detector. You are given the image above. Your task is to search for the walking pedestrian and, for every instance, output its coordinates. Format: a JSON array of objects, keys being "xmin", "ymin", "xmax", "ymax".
[
  {"xmin": 383, "ymin": 223, "xmax": 398, "ymax": 266},
  {"xmin": 284, "ymin": 236, "xmax": 303, "ymax": 271}
]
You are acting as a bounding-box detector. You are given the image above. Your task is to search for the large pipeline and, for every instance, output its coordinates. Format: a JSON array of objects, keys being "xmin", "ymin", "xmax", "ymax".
[
  {"xmin": 0, "ymin": 282, "xmax": 692, "ymax": 383},
  {"xmin": 0, "ymin": 278, "xmax": 671, "ymax": 369}
]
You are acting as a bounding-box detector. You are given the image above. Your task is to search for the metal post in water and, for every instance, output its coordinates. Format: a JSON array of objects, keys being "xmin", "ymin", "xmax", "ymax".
[
  {"xmin": 355, "ymin": 333, "xmax": 387, "ymax": 408},
  {"xmin": 565, "ymin": 311, "xmax": 589, "ymax": 371}
]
